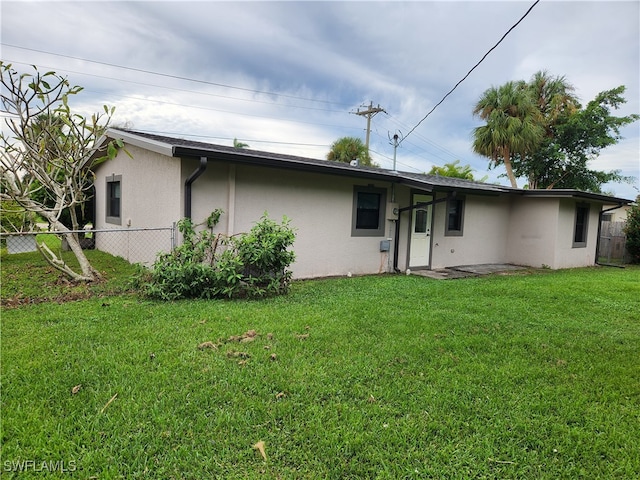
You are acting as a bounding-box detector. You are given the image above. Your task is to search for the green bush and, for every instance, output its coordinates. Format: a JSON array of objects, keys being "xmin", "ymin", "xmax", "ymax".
[
  {"xmin": 624, "ymin": 196, "xmax": 640, "ymax": 263},
  {"xmin": 141, "ymin": 210, "xmax": 296, "ymax": 300}
]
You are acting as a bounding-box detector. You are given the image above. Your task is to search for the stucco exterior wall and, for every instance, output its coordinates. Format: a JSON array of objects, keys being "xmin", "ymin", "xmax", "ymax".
[
  {"xmin": 93, "ymin": 145, "xmax": 181, "ymax": 264},
  {"xmin": 506, "ymin": 197, "xmax": 559, "ymax": 268},
  {"xmin": 189, "ymin": 160, "xmax": 397, "ymax": 279},
  {"xmin": 553, "ymin": 199, "xmax": 600, "ymax": 269},
  {"xmin": 430, "ymin": 193, "xmax": 511, "ymax": 269}
]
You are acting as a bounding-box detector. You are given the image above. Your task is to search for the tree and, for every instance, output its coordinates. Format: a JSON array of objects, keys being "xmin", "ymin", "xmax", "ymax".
[
  {"xmin": 624, "ymin": 196, "xmax": 640, "ymax": 264},
  {"xmin": 475, "ymin": 71, "xmax": 639, "ymax": 192},
  {"xmin": 472, "ymin": 81, "xmax": 544, "ymax": 188},
  {"xmin": 233, "ymin": 138, "xmax": 249, "ymax": 149},
  {"xmin": 327, "ymin": 136, "xmax": 378, "ymax": 167},
  {"xmin": 0, "ymin": 63, "xmax": 123, "ymax": 282},
  {"xmin": 427, "ymin": 160, "xmax": 487, "ymax": 182},
  {"xmin": 514, "ymin": 81, "xmax": 637, "ymax": 192}
]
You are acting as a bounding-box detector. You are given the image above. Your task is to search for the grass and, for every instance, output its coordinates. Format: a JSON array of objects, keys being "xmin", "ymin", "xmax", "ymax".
[
  {"xmin": 1, "ymin": 250, "xmax": 639, "ymax": 479},
  {"xmin": 1, "ymin": 234, "xmax": 139, "ymax": 304}
]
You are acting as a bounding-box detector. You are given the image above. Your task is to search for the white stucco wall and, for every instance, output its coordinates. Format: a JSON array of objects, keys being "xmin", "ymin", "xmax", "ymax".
[
  {"xmin": 93, "ymin": 145, "xmax": 181, "ymax": 264},
  {"xmin": 430, "ymin": 193, "xmax": 512, "ymax": 269},
  {"xmin": 189, "ymin": 161, "xmax": 397, "ymax": 279},
  {"xmin": 506, "ymin": 197, "xmax": 559, "ymax": 268},
  {"xmin": 506, "ymin": 197, "xmax": 602, "ymax": 269},
  {"xmin": 553, "ymin": 199, "xmax": 600, "ymax": 269}
]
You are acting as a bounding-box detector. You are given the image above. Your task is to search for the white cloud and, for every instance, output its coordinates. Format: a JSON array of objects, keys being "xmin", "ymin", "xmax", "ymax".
[{"xmin": 2, "ymin": 0, "xmax": 638, "ymax": 198}]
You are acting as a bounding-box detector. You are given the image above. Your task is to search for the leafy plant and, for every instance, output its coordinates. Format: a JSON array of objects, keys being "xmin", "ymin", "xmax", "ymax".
[
  {"xmin": 141, "ymin": 210, "xmax": 296, "ymax": 300},
  {"xmin": 624, "ymin": 196, "xmax": 640, "ymax": 263}
]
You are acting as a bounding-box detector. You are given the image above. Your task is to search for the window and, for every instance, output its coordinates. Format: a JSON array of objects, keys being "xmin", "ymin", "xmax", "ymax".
[
  {"xmin": 106, "ymin": 175, "xmax": 122, "ymax": 225},
  {"xmin": 414, "ymin": 209, "xmax": 428, "ymax": 234},
  {"xmin": 352, "ymin": 186, "xmax": 386, "ymax": 237},
  {"xmin": 445, "ymin": 195, "xmax": 465, "ymax": 236},
  {"xmin": 573, "ymin": 203, "xmax": 590, "ymax": 247}
]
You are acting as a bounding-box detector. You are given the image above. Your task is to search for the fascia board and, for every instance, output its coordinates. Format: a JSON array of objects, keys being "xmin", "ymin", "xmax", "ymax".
[{"xmin": 107, "ymin": 128, "xmax": 175, "ymax": 157}]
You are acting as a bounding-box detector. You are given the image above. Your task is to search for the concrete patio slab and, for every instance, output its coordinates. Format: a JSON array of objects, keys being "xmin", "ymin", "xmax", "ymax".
[{"xmin": 410, "ymin": 264, "xmax": 527, "ymax": 280}]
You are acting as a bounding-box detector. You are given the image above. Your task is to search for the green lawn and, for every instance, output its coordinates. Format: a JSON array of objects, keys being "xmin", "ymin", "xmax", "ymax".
[{"xmin": 1, "ymin": 250, "xmax": 639, "ymax": 479}]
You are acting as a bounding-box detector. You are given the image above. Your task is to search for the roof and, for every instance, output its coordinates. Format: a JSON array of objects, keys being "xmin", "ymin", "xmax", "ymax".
[{"xmin": 106, "ymin": 128, "xmax": 633, "ymax": 204}]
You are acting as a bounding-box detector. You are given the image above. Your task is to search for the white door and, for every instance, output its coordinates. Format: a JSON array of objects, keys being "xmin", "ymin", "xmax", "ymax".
[{"xmin": 409, "ymin": 194, "xmax": 432, "ymax": 267}]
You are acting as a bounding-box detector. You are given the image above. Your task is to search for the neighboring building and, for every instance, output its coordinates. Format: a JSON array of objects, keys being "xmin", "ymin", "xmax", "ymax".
[
  {"xmin": 92, "ymin": 129, "xmax": 633, "ymax": 277},
  {"xmin": 601, "ymin": 203, "xmax": 633, "ymax": 223}
]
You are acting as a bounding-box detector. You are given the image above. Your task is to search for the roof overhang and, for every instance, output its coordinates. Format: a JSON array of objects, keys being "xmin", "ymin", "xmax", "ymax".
[
  {"xmin": 519, "ymin": 189, "xmax": 633, "ymax": 205},
  {"xmin": 104, "ymin": 129, "xmax": 634, "ymax": 204}
]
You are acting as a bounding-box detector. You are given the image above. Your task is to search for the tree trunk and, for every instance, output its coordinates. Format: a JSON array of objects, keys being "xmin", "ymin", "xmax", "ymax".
[
  {"xmin": 502, "ymin": 149, "xmax": 518, "ymax": 188},
  {"xmin": 39, "ymin": 216, "xmax": 101, "ymax": 282}
]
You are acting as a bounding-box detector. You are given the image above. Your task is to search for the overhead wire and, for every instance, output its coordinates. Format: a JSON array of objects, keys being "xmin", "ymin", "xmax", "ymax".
[
  {"xmin": 400, "ymin": 0, "xmax": 541, "ymax": 145},
  {"xmin": 2, "ymin": 1, "xmax": 540, "ymax": 168},
  {"xmin": 3, "ymin": 58, "xmax": 347, "ymax": 114},
  {"xmin": 1, "ymin": 43, "xmax": 352, "ymax": 108}
]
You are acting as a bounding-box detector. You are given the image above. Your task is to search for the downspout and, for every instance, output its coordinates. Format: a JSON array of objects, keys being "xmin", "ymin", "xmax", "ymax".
[
  {"xmin": 184, "ymin": 156, "xmax": 208, "ymax": 219},
  {"xmin": 595, "ymin": 202, "xmax": 626, "ymax": 267}
]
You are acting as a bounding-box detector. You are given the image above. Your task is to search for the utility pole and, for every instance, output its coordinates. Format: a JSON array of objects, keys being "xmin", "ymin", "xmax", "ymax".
[{"xmin": 354, "ymin": 101, "xmax": 386, "ymax": 152}]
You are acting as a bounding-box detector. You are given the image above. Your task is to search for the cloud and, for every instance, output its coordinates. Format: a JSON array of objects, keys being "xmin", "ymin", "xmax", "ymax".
[{"xmin": 1, "ymin": 0, "xmax": 638, "ymax": 198}]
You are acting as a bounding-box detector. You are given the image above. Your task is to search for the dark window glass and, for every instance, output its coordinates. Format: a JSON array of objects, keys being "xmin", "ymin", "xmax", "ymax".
[
  {"xmin": 108, "ymin": 181, "xmax": 121, "ymax": 218},
  {"xmin": 445, "ymin": 198, "xmax": 464, "ymax": 235},
  {"xmin": 573, "ymin": 204, "xmax": 589, "ymax": 246},
  {"xmin": 356, "ymin": 192, "xmax": 381, "ymax": 230},
  {"xmin": 415, "ymin": 209, "xmax": 428, "ymax": 233}
]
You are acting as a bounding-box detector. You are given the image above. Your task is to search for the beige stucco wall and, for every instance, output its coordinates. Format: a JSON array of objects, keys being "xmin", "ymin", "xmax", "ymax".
[
  {"xmin": 93, "ymin": 144, "xmax": 606, "ymax": 273},
  {"xmin": 93, "ymin": 145, "xmax": 181, "ymax": 264},
  {"xmin": 553, "ymin": 199, "xmax": 600, "ymax": 269},
  {"xmin": 430, "ymin": 193, "xmax": 512, "ymax": 269},
  {"xmin": 189, "ymin": 160, "xmax": 399, "ymax": 279},
  {"xmin": 506, "ymin": 197, "xmax": 601, "ymax": 269},
  {"xmin": 506, "ymin": 197, "xmax": 559, "ymax": 268}
]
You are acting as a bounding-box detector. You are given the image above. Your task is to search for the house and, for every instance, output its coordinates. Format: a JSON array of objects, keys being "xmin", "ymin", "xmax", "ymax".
[{"xmin": 92, "ymin": 129, "xmax": 633, "ymax": 278}]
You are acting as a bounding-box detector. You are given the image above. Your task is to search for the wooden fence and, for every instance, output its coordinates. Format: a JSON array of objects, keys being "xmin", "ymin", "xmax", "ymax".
[{"xmin": 598, "ymin": 221, "xmax": 628, "ymax": 264}]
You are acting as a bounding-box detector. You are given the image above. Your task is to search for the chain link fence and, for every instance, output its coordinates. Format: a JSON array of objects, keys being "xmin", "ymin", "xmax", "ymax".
[{"xmin": 1, "ymin": 226, "xmax": 175, "ymax": 266}]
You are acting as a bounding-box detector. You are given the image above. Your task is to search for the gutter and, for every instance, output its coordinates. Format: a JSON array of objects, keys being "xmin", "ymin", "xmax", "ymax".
[
  {"xmin": 184, "ymin": 156, "xmax": 208, "ymax": 219},
  {"xmin": 595, "ymin": 202, "xmax": 627, "ymax": 268}
]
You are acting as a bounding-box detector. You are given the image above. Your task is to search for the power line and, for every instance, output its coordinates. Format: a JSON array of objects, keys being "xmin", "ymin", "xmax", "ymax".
[
  {"xmin": 400, "ymin": 0, "xmax": 540, "ymax": 144},
  {"xmin": 1, "ymin": 43, "xmax": 351, "ymax": 108},
  {"xmin": 4, "ymin": 59, "xmax": 343, "ymax": 114}
]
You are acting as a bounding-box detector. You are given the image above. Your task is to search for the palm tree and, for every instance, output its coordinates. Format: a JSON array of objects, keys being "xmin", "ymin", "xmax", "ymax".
[
  {"xmin": 472, "ymin": 81, "xmax": 544, "ymax": 188},
  {"xmin": 521, "ymin": 71, "xmax": 580, "ymax": 189},
  {"xmin": 528, "ymin": 71, "xmax": 579, "ymax": 134},
  {"xmin": 326, "ymin": 137, "xmax": 377, "ymax": 167}
]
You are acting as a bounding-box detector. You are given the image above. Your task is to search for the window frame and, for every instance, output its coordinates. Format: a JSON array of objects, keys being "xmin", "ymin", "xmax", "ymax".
[
  {"xmin": 351, "ymin": 185, "xmax": 387, "ymax": 237},
  {"xmin": 105, "ymin": 174, "xmax": 122, "ymax": 225},
  {"xmin": 444, "ymin": 195, "xmax": 465, "ymax": 237},
  {"xmin": 572, "ymin": 203, "xmax": 590, "ymax": 248}
]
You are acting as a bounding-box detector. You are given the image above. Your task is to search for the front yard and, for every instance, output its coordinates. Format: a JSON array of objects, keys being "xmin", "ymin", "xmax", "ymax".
[{"xmin": 1, "ymin": 250, "xmax": 639, "ymax": 478}]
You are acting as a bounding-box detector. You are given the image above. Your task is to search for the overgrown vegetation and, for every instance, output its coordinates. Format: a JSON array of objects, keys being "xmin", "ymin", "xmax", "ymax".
[
  {"xmin": 140, "ymin": 211, "xmax": 296, "ymax": 300},
  {"xmin": 2, "ymin": 264, "xmax": 639, "ymax": 479},
  {"xmin": 625, "ymin": 196, "xmax": 640, "ymax": 263}
]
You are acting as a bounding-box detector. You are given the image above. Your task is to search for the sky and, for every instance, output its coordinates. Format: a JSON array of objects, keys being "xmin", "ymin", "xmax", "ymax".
[{"xmin": 1, "ymin": 0, "xmax": 639, "ymax": 200}]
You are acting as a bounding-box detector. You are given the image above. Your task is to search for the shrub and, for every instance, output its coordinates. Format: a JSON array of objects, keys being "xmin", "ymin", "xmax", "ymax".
[
  {"xmin": 624, "ymin": 196, "xmax": 640, "ymax": 263},
  {"xmin": 141, "ymin": 210, "xmax": 296, "ymax": 300}
]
